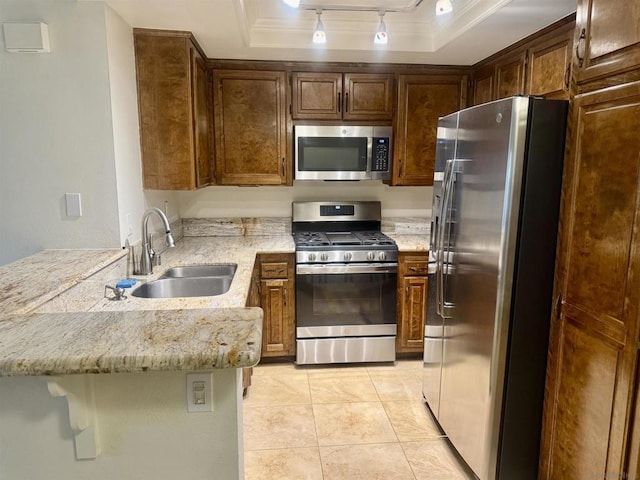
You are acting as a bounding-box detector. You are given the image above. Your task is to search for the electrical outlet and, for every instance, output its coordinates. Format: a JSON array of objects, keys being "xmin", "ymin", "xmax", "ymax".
[{"xmin": 186, "ymin": 373, "xmax": 213, "ymax": 413}]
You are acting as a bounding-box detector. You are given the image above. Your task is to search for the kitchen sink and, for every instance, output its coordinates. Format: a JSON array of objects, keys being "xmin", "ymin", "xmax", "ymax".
[
  {"xmin": 132, "ymin": 276, "xmax": 233, "ymax": 299},
  {"xmin": 131, "ymin": 264, "xmax": 237, "ymax": 298},
  {"xmin": 161, "ymin": 264, "xmax": 237, "ymax": 278}
]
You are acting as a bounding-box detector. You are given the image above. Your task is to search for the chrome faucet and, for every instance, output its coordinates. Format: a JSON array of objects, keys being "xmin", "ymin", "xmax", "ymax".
[{"xmin": 136, "ymin": 207, "xmax": 175, "ymax": 275}]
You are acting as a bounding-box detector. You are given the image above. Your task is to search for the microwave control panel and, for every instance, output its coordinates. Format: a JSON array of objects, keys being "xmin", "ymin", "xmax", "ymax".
[{"xmin": 372, "ymin": 137, "xmax": 390, "ymax": 172}]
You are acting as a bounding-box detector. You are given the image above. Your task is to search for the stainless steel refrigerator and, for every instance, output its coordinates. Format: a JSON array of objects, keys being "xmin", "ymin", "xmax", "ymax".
[{"xmin": 422, "ymin": 96, "xmax": 568, "ymax": 480}]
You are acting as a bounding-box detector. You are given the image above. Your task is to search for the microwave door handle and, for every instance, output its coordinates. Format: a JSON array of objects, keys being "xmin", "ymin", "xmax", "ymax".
[{"xmin": 436, "ymin": 159, "xmax": 454, "ymax": 317}]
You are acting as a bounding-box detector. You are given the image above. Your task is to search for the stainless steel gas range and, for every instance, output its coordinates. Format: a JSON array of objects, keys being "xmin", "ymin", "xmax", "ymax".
[{"xmin": 292, "ymin": 201, "xmax": 398, "ymax": 365}]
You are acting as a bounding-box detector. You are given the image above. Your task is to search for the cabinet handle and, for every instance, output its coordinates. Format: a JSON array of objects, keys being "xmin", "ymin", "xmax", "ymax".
[
  {"xmin": 283, "ymin": 287, "xmax": 288, "ymax": 305},
  {"xmin": 398, "ymin": 159, "xmax": 403, "ymax": 178},
  {"xmin": 406, "ymin": 286, "xmax": 409, "ymax": 297},
  {"xmin": 409, "ymin": 266, "xmax": 418, "ymax": 272},
  {"xmin": 564, "ymin": 64, "xmax": 571, "ymax": 90},
  {"xmin": 338, "ymin": 93, "xmax": 341, "ymax": 112},
  {"xmin": 575, "ymin": 28, "xmax": 586, "ymax": 68},
  {"xmin": 281, "ymin": 158, "xmax": 285, "ymax": 178},
  {"xmin": 345, "ymin": 92, "xmax": 349, "ymax": 113}
]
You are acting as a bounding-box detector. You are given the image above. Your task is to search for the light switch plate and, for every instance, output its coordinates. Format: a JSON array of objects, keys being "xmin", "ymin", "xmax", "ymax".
[
  {"xmin": 186, "ymin": 373, "xmax": 214, "ymax": 413},
  {"xmin": 65, "ymin": 193, "xmax": 82, "ymax": 217}
]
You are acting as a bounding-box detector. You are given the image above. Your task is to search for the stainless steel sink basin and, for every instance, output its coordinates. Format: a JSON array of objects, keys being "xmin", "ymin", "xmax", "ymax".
[
  {"xmin": 131, "ymin": 276, "xmax": 233, "ymax": 298},
  {"xmin": 131, "ymin": 264, "xmax": 237, "ymax": 298},
  {"xmin": 160, "ymin": 264, "xmax": 237, "ymax": 278}
]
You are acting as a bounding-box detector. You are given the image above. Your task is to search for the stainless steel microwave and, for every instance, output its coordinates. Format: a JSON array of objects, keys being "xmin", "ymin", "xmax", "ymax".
[{"xmin": 294, "ymin": 125, "xmax": 392, "ymax": 181}]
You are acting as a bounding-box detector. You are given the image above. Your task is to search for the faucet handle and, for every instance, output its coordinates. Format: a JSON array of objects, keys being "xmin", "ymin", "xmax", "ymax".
[{"xmin": 104, "ymin": 285, "xmax": 127, "ymax": 301}]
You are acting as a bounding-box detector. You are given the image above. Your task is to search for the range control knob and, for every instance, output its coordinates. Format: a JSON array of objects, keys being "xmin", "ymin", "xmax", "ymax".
[
  {"xmin": 320, "ymin": 253, "xmax": 329, "ymax": 262},
  {"xmin": 378, "ymin": 251, "xmax": 387, "ymax": 261},
  {"xmin": 367, "ymin": 251, "xmax": 376, "ymax": 261},
  {"xmin": 308, "ymin": 253, "xmax": 317, "ymax": 262},
  {"xmin": 344, "ymin": 252, "xmax": 353, "ymax": 261}
]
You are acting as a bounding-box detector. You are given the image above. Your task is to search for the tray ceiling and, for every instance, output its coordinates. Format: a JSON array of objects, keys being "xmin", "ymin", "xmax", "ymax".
[{"xmin": 103, "ymin": 0, "xmax": 577, "ymax": 65}]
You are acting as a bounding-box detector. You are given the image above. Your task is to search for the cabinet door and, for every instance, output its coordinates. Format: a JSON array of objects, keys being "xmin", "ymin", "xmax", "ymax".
[
  {"xmin": 343, "ymin": 73, "xmax": 394, "ymax": 121},
  {"xmin": 135, "ymin": 33, "xmax": 196, "ymax": 190},
  {"xmin": 527, "ymin": 31, "xmax": 572, "ymax": 99},
  {"xmin": 539, "ymin": 81, "xmax": 640, "ymax": 480},
  {"xmin": 291, "ymin": 72, "xmax": 342, "ymax": 120},
  {"xmin": 575, "ymin": 0, "xmax": 640, "ymax": 83},
  {"xmin": 213, "ymin": 70, "xmax": 289, "ymax": 185},
  {"xmin": 473, "ymin": 65, "xmax": 495, "ymax": 106},
  {"xmin": 495, "ymin": 52, "xmax": 526, "ymax": 99},
  {"xmin": 191, "ymin": 47, "xmax": 213, "ymax": 187},
  {"xmin": 393, "ymin": 75, "xmax": 466, "ymax": 186},
  {"xmin": 260, "ymin": 278, "xmax": 295, "ymax": 357},
  {"xmin": 398, "ymin": 276, "xmax": 427, "ymax": 353}
]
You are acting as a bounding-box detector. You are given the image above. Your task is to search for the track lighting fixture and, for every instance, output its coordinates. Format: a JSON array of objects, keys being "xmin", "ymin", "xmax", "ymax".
[
  {"xmin": 435, "ymin": 0, "xmax": 453, "ymax": 15},
  {"xmin": 313, "ymin": 9, "xmax": 326, "ymax": 44},
  {"xmin": 278, "ymin": 0, "xmax": 448, "ymax": 45},
  {"xmin": 374, "ymin": 11, "xmax": 387, "ymax": 44}
]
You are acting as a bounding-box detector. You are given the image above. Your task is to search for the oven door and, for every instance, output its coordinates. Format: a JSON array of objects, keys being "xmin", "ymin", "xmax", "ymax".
[{"xmin": 295, "ymin": 263, "xmax": 397, "ymax": 338}]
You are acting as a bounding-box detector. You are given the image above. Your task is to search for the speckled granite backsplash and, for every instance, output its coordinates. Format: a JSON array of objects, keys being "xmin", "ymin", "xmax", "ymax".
[
  {"xmin": 183, "ymin": 218, "xmax": 291, "ymax": 237},
  {"xmin": 182, "ymin": 217, "xmax": 429, "ymax": 237}
]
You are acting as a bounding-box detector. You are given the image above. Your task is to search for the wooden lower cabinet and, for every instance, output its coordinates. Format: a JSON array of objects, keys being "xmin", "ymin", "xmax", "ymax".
[
  {"xmin": 397, "ymin": 252, "xmax": 429, "ymax": 354},
  {"xmin": 538, "ymin": 80, "xmax": 640, "ymax": 479},
  {"xmin": 249, "ymin": 253, "xmax": 296, "ymax": 359}
]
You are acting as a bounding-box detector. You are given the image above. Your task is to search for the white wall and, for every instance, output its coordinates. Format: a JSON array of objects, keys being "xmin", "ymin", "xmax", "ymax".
[
  {"xmin": 104, "ymin": 5, "xmax": 146, "ymax": 247},
  {"xmin": 177, "ymin": 182, "xmax": 432, "ymax": 218},
  {"xmin": 0, "ymin": 1, "xmax": 121, "ymax": 265},
  {"xmin": 0, "ymin": 370, "xmax": 243, "ymax": 480}
]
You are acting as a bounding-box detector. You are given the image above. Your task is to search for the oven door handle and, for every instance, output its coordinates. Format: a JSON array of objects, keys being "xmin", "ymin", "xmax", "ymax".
[{"xmin": 296, "ymin": 263, "xmax": 398, "ymax": 275}]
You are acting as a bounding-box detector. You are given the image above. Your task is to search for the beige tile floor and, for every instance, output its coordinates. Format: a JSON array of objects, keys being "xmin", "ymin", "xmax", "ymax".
[{"xmin": 243, "ymin": 360, "xmax": 476, "ymax": 480}]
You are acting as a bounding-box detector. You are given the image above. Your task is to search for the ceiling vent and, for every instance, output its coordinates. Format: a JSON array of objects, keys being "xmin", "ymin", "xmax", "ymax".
[{"xmin": 3, "ymin": 22, "xmax": 51, "ymax": 53}]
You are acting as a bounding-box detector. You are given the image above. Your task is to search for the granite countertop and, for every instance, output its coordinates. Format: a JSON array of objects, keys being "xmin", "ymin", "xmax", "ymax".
[
  {"xmin": 0, "ymin": 236, "xmax": 294, "ymax": 377},
  {"xmin": 0, "ymin": 231, "xmax": 427, "ymax": 377},
  {"xmin": 0, "ymin": 249, "xmax": 127, "ymax": 316}
]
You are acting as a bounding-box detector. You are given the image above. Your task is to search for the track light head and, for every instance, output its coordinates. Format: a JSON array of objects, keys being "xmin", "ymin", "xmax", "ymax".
[
  {"xmin": 435, "ymin": 0, "xmax": 453, "ymax": 15},
  {"xmin": 374, "ymin": 11, "xmax": 387, "ymax": 44},
  {"xmin": 313, "ymin": 9, "xmax": 326, "ymax": 44}
]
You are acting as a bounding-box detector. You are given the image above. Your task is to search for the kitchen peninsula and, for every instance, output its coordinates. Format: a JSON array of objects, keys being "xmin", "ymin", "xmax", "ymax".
[{"xmin": 0, "ymin": 235, "xmax": 293, "ymax": 480}]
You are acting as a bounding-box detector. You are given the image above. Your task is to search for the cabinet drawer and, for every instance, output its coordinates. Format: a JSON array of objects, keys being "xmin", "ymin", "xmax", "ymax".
[
  {"xmin": 400, "ymin": 252, "xmax": 429, "ymax": 276},
  {"xmin": 261, "ymin": 262, "xmax": 289, "ymax": 279}
]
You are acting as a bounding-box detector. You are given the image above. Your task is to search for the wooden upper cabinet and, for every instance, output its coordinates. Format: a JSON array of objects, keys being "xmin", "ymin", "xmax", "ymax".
[
  {"xmin": 292, "ymin": 72, "xmax": 342, "ymax": 119},
  {"xmin": 343, "ymin": 73, "xmax": 394, "ymax": 120},
  {"xmin": 526, "ymin": 30, "xmax": 572, "ymax": 99},
  {"xmin": 392, "ymin": 74, "xmax": 467, "ymax": 186},
  {"xmin": 213, "ymin": 70, "xmax": 290, "ymax": 185},
  {"xmin": 472, "ymin": 65, "xmax": 495, "ymax": 106},
  {"xmin": 134, "ymin": 30, "xmax": 213, "ymax": 190},
  {"xmin": 495, "ymin": 51, "xmax": 527, "ymax": 99},
  {"xmin": 292, "ymin": 72, "xmax": 393, "ymax": 121},
  {"xmin": 192, "ymin": 48, "xmax": 213, "ymax": 186},
  {"xmin": 539, "ymin": 81, "xmax": 640, "ymax": 480},
  {"xmin": 575, "ymin": 0, "xmax": 640, "ymax": 83}
]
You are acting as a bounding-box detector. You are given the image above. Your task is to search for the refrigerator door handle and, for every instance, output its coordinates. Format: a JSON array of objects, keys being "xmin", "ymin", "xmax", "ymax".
[{"xmin": 437, "ymin": 159, "xmax": 455, "ymax": 317}]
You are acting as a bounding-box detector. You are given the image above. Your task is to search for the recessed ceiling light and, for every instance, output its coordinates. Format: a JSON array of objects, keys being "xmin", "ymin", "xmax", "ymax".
[{"xmin": 282, "ymin": 0, "xmax": 300, "ymax": 7}]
